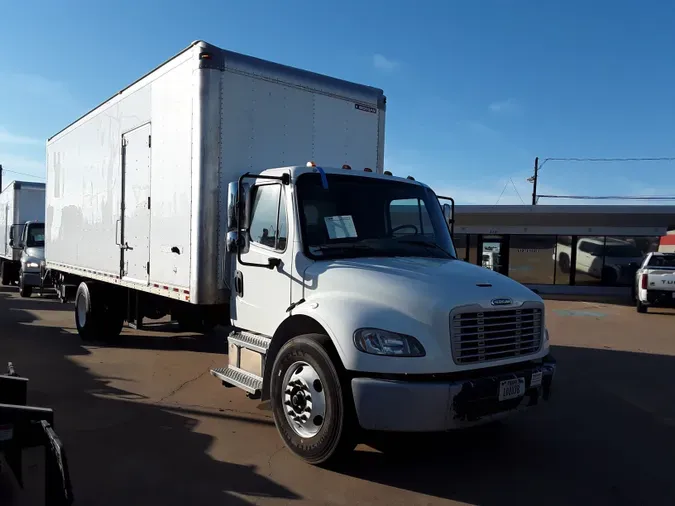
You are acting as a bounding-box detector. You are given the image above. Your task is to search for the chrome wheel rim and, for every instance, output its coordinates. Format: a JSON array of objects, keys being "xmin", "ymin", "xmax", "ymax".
[{"xmin": 281, "ymin": 361, "xmax": 326, "ymax": 438}]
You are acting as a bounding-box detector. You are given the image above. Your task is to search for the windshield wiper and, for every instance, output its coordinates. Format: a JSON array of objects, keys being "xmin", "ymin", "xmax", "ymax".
[
  {"xmin": 396, "ymin": 239, "xmax": 454, "ymax": 258},
  {"xmin": 310, "ymin": 242, "xmax": 384, "ymax": 257}
]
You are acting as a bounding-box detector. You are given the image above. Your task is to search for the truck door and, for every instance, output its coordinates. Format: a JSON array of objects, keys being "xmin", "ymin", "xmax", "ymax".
[
  {"xmin": 232, "ymin": 182, "xmax": 292, "ymax": 337},
  {"xmin": 120, "ymin": 124, "xmax": 152, "ymax": 284}
]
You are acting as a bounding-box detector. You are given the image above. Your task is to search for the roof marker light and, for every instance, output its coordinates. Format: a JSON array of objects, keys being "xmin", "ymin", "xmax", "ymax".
[
  {"xmin": 342, "ymin": 164, "xmax": 352, "ymax": 170},
  {"xmin": 306, "ymin": 161, "xmax": 316, "ymax": 167},
  {"xmin": 364, "ymin": 167, "xmax": 373, "ymax": 172},
  {"xmin": 384, "ymin": 170, "xmax": 392, "ymax": 176},
  {"xmin": 407, "ymin": 175, "xmax": 415, "ymax": 181}
]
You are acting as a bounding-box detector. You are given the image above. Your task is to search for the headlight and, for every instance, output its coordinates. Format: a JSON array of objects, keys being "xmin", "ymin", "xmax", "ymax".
[
  {"xmin": 26, "ymin": 262, "xmax": 40, "ymax": 269},
  {"xmin": 353, "ymin": 328, "xmax": 425, "ymax": 357}
]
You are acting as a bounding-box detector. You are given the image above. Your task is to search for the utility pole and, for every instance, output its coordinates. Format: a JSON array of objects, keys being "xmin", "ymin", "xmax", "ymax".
[
  {"xmin": 0, "ymin": 164, "xmax": 3, "ymax": 193},
  {"xmin": 530, "ymin": 157, "xmax": 538, "ymax": 205}
]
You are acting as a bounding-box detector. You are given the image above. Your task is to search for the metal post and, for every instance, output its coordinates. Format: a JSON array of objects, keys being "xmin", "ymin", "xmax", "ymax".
[
  {"xmin": 0, "ymin": 164, "xmax": 3, "ymax": 192},
  {"xmin": 531, "ymin": 157, "xmax": 539, "ymax": 205}
]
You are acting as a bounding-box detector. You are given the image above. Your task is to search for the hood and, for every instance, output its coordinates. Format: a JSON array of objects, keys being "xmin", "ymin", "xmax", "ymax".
[
  {"xmin": 24, "ymin": 246, "xmax": 45, "ymax": 261},
  {"xmin": 304, "ymin": 256, "xmax": 540, "ymax": 312}
]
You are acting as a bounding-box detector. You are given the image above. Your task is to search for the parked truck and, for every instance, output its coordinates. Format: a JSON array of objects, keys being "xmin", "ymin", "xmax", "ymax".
[
  {"xmin": 0, "ymin": 181, "xmax": 46, "ymax": 292},
  {"xmin": 633, "ymin": 252, "xmax": 675, "ymax": 312},
  {"xmin": 46, "ymin": 41, "xmax": 556, "ymax": 465}
]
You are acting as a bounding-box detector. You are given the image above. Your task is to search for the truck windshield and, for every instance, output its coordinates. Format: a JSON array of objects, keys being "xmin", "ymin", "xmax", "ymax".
[
  {"xmin": 296, "ymin": 173, "xmax": 456, "ymax": 260},
  {"xmin": 26, "ymin": 224, "xmax": 45, "ymax": 248}
]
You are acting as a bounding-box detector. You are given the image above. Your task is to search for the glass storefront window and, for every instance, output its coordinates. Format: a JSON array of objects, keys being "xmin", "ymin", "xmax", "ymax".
[
  {"xmin": 554, "ymin": 236, "xmax": 572, "ymax": 285},
  {"xmin": 454, "ymin": 234, "xmax": 468, "ymax": 261},
  {"xmin": 573, "ymin": 236, "xmax": 658, "ymax": 286},
  {"xmin": 508, "ymin": 235, "xmax": 556, "ymax": 284}
]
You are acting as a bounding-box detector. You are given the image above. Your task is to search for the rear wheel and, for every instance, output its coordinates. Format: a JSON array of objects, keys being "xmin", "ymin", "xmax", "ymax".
[
  {"xmin": 75, "ymin": 282, "xmax": 124, "ymax": 341},
  {"xmin": 558, "ymin": 254, "xmax": 570, "ymax": 274},
  {"xmin": 0, "ymin": 261, "xmax": 11, "ymax": 286},
  {"xmin": 270, "ymin": 334, "xmax": 357, "ymax": 465}
]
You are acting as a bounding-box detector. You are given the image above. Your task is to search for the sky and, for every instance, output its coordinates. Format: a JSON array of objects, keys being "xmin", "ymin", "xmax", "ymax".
[{"xmin": 2, "ymin": 0, "xmax": 675, "ymax": 205}]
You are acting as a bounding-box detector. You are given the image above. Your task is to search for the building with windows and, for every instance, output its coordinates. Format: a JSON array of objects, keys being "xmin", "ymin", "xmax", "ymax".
[{"xmin": 453, "ymin": 205, "xmax": 675, "ymax": 294}]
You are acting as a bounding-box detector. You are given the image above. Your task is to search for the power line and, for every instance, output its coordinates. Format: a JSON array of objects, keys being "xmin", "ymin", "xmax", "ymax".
[
  {"xmin": 538, "ymin": 194, "xmax": 675, "ymax": 201},
  {"xmin": 538, "ymin": 156, "xmax": 675, "ymax": 172},
  {"xmin": 510, "ymin": 177, "xmax": 525, "ymax": 204},
  {"xmin": 2, "ymin": 168, "xmax": 46, "ymax": 180},
  {"xmin": 495, "ymin": 180, "xmax": 509, "ymax": 204}
]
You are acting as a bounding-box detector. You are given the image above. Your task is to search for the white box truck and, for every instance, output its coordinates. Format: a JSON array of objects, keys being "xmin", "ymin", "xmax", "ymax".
[
  {"xmin": 46, "ymin": 41, "xmax": 556, "ymax": 465},
  {"xmin": 0, "ymin": 181, "xmax": 46, "ymax": 293}
]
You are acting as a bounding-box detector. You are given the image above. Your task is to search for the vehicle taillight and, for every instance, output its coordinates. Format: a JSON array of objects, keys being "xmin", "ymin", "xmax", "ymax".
[{"xmin": 641, "ymin": 273, "xmax": 648, "ymax": 289}]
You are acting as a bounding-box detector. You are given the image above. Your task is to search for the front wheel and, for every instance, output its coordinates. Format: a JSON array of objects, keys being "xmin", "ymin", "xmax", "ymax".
[
  {"xmin": 19, "ymin": 273, "xmax": 32, "ymax": 298},
  {"xmin": 270, "ymin": 334, "xmax": 357, "ymax": 465}
]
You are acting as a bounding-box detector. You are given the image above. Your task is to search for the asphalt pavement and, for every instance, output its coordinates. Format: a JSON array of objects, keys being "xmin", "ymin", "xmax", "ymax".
[{"xmin": 0, "ymin": 286, "xmax": 674, "ymax": 505}]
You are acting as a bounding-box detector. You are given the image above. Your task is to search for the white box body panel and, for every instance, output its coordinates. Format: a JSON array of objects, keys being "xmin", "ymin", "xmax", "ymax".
[
  {"xmin": 0, "ymin": 182, "xmax": 46, "ymax": 261},
  {"xmin": 46, "ymin": 41, "xmax": 386, "ymax": 304}
]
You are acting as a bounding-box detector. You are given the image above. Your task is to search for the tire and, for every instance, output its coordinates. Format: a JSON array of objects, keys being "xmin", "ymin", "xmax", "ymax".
[
  {"xmin": 558, "ymin": 254, "xmax": 570, "ymax": 274},
  {"xmin": 0, "ymin": 261, "xmax": 10, "ymax": 286},
  {"xmin": 270, "ymin": 334, "xmax": 357, "ymax": 465},
  {"xmin": 19, "ymin": 273, "xmax": 32, "ymax": 298},
  {"xmin": 75, "ymin": 282, "xmax": 124, "ymax": 341},
  {"xmin": 636, "ymin": 300, "xmax": 647, "ymax": 313}
]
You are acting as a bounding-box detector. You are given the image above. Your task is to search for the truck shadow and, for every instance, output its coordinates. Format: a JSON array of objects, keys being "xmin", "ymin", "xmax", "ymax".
[
  {"xmin": 334, "ymin": 345, "xmax": 675, "ymax": 506},
  {"xmin": 541, "ymin": 293, "xmax": 635, "ymax": 307},
  {"xmin": 0, "ymin": 293, "xmax": 300, "ymax": 505}
]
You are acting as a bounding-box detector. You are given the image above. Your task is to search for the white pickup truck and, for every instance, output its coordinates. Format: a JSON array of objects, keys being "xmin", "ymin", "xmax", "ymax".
[{"xmin": 634, "ymin": 252, "xmax": 675, "ymax": 313}]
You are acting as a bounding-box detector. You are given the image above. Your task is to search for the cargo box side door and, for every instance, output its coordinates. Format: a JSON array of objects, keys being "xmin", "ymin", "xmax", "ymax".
[{"xmin": 120, "ymin": 123, "xmax": 152, "ymax": 284}]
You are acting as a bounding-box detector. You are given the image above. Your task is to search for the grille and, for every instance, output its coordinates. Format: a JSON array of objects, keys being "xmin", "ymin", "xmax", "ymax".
[{"xmin": 451, "ymin": 307, "xmax": 543, "ymax": 364}]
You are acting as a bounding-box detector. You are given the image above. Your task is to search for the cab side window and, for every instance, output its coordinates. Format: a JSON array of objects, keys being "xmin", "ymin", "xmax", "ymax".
[{"xmin": 248, "ymin": 184, "xmax": 287, "ymax": 251}]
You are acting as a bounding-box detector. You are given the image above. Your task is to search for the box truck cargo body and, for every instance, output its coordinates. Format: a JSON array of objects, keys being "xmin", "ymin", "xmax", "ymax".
[
  {"xmin": 46, "ymin": 41, "xmax": 556, "ymax": 465},
  {"xmin": 46, "ymin": 40, "xmax": 385, "ymax": 327},
  {"xmin": 0, "ymin": 181, "xmax": 46, "ymax": 285}
]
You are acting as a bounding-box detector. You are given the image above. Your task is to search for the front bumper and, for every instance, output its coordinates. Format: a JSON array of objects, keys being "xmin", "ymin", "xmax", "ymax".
[
  {"xmin": 351, "ymin": 355, "xmax": 556, "ymax": 432},
  {"xmin": 21, "ymin": 271, "xmax": 42, "ymax": 288}
]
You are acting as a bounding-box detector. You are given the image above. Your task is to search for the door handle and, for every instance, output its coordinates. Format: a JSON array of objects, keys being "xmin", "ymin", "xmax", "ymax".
[{"xmin": 115, "ymin": 219, "xmax": 121, "ymax": 246}]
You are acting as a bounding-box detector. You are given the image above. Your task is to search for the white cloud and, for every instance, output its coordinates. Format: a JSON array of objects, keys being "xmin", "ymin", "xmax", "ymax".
[
  {"xmin": 0, "ymin": 127, "xmax": 41, "ymax": 146},
  {"xmin": 373, "ymin": 53, "xmax": 399, "ymax": 72},
  {"xmin": 0, "ymin": 153, "xmax": 45, "ymax": 174},
  {"xmin": 489, "ymin": 98, "xmax": 521, "ymax": 115}
]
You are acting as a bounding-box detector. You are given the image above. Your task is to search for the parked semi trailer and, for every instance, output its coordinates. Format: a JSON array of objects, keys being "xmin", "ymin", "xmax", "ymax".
[
  {"xmin": 0, "ymin": 181, "xmax": 45, "ymax": 290},
  {"xmin": 46, "ymin": 40, "xmax": 556, "ymax": 464}
]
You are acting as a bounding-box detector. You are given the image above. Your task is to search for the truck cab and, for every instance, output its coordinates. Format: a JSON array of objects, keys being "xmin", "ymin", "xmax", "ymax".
[
  {"xmin": 13, "ymin": 221, "xmax": 45, "ymax": 298},
  {"xmin": 213, "ymin": 163, "xmax": 556, "ymax": 464}
]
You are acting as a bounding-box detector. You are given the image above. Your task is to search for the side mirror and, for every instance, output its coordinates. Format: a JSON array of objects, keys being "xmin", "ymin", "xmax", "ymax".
[
  {"xmin": 442, "ymin": 203, "xmax": 452, "ymax": 224},
  {"xmin": 226, "ymin": 182, "xmax": 238, "ymax": 231},
  {"xmin": 226, "ymin": 231, "xmax": 239, "ymax": 253},
  {"xmin": 226, "ymin": 181, "xmax": 251, "ymax": 254}
]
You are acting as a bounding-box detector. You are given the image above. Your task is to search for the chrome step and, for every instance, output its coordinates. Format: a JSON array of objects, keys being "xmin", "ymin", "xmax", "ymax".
[
  {"xmin": 228, "ymin": 330, "xmax": 271, "ymax": 354},
  {"xmin": 211, "ymin": 365, "xmax": 262, "ymax": 395}
]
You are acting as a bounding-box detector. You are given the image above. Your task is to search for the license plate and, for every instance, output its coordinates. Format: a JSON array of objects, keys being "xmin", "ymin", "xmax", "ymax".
[
  {"xmin": 531, "ymin": 371, "xmax": 543, "ymax": 387},
  {"xmin": 499, "ymin": 378, "xmax": 525, "ymax": 401}
]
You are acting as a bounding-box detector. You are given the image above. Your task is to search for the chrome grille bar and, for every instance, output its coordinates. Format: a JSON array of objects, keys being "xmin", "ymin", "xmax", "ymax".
[{"xmin": 450, "ymin": 307, "xmax": 543, "ymax": 364}]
